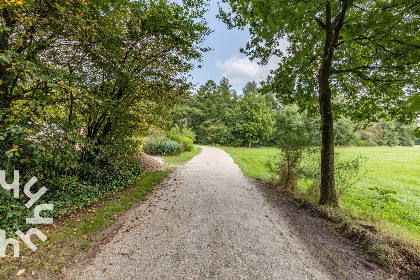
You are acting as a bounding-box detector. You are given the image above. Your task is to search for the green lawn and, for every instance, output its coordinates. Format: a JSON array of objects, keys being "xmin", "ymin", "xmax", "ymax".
[
  {"xmin": 162, "ymin": 146, "xmax": 202, "ymax": 167},
  {"xmin": 221, "ymin": 146, "xmax": 278, "ymax": 181},
  {"xmin": 222, "ymin": 146, "xmax": 420, "ymax": 242}
]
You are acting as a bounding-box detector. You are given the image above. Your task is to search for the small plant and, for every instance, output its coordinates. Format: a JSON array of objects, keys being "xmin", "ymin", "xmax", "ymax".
[
  {"xmin": 335, "ymin": 155, "xmax": 368, "ymax": 199},
  {"xmin": 165, "ymin": 125, "xmax": 195, "ymax": 152},
  {"xmin": 144, "ymin": 137, "xmax": 159, "ymax": 155},
  {"xmin": 269, "ymin": 106, "xmax": 321, "ymax": 191},
  {"xmin": 367, "ymin": 187, "xmax": 400, "ymax": 214},
  {"xmin": 296, "ymin": 153, "xmax": 367, "ymax": 203},
  {"xmin": 354, "ymin": 140, "xmax": 366, "ymax": 147}
]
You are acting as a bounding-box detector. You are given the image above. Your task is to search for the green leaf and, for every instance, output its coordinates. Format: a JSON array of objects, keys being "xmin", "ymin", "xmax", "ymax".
[
  {"xmin": 413, "ymin": 127, "xmax": 420, "ymax": 138},
  {"xmin": 404, "ymin": 93, "xmax": 420, "ymax": 112}
]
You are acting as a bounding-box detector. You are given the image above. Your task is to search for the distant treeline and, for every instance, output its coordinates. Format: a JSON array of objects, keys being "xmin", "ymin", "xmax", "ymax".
[{"xmin": 172, "ymin": 79, "xmax": 417, "ymax": 147}]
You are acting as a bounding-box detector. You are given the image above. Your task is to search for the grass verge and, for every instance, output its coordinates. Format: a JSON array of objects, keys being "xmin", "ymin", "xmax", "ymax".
[
  {"xmin": 0, "ymin": 171, "xmax": 168, "ymax": 280},
  {"xmin": 162, "ymin": 146, "xmax": 201, "ymax": 168},
  {"xmin": 0, "ymin": 147, "xmax": 201, "ymax": 279},
  {"xmin": 222, "ymin": 145, "xmax": 420, "ymax": 279}
]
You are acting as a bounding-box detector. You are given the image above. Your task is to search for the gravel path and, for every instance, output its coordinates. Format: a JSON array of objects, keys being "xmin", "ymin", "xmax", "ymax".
[{"xmin": 66, "ymin": 146, "xmax": 387, "ymax": 280}]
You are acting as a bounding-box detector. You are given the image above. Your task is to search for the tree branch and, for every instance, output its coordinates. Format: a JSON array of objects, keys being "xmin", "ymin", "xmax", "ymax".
[{"xmin": 315, "ymin": 17, "xmax": 326, "ymax": 31}]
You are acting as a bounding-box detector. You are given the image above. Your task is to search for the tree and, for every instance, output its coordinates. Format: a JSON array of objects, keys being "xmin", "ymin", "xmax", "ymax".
[
  {"xmin": 180, "ymin": 78, "xmax": 238, "ymax": 144},
  {"xmin": 1, "ymin": 0, "xmax": 210, "ymax": 174},
  {"xmin": 219, "ymin": 1, "xmax": 420, "ymax": 205},
  {"xmin": 233, "ymin": 83, "xmax": 273, "ymax": 147},
  {"xmin": 334, "ymin": 117, "xmax": 355, "ymax": 146}
]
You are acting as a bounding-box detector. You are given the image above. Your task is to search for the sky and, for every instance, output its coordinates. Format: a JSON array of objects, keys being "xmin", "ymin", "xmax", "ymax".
[{"xmin": 188, "ymin": 1, "xmax": 286, "ymax": 94}]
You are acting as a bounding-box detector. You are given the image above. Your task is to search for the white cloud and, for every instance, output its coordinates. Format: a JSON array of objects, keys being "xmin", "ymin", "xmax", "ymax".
[{"xmin": 215, "ymin": 55, "xmax": 281, "ymax": 85}]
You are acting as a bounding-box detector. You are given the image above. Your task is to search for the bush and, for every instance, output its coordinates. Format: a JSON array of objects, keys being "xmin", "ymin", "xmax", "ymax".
[
  {"xmin": 157, "ymin": 140, "xmax": 181, "ymax": 156},
  {"xmin": 0, "ymin": 151, "xmax": 144, "ymax": 237},
  {"xmin": 144, "ymin": 137, "xmax": 159, "ymax": 155},
  {"xmin": 165, "ymin": 125, "xmax": 195, "ymax": 152},
  {"xmin": 269, "ymin": 106, "xmax": 320, "ymax": 191},
  {"xmin": 355, "ymin": 140, "xmax": 366, "ymax": 147},
  {"xmin": 295, "ymin": 152, "xmax": 367, "ymax": 201}
]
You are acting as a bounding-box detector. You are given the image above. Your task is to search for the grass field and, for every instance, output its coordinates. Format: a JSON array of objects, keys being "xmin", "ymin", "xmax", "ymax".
[{"xmin": 221, "ymin": 146, "xmax": 420, "ymax": 242}]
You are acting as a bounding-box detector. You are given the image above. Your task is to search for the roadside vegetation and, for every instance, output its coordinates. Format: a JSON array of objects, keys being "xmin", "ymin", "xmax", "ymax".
[
  {"xmin": 222, "ymin": 146, "xmax": 420, "ymax": 242},
  {"xmin": 0, "ymin": 147, "xmax": 201, "ymax": 279},
  {"xmin": 0, "ymin": 0, "xmax": 209, "ymax": 238},
  {"xmin": 0, "ymin": 171, "xmax": 168, "ymax": 279},
  {"xmin": 222, "ymin": 145, "xmax": 420, "ymax": 276}
]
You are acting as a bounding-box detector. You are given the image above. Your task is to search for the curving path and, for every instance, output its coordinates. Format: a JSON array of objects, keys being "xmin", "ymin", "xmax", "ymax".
[{"xmin": 66, "ymin": 146, "xmax": 387, "ymax": 280}]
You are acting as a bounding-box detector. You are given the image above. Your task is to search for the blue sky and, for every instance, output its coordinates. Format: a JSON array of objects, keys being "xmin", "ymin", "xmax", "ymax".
[{"xmin": 188, "ymin": 1, "xmax": 284, "ymax": 94}]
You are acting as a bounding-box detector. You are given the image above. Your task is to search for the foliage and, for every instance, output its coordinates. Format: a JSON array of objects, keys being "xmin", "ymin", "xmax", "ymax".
[
  {"xmin": 334, "ymin": 117, "xmax": 355, "ymax": 146},
  {"xmin": 233, "ymin": 89, "xmax": 273, "ymax": 147},
  {"xmin": 173, "ymin": 79, "xmax": 278, "ymax": 146},
  {"xmin": 0, "ymin": 155, "xmax": 144, "ymax": 237},
  {"xmin": 272, "ymin": 105, "xmax": 320, "ymax": 150},
  {"xmin": 165, "ymin": 125, "xmax": 195, "ymax": 151},
  {"xmin": 157, "ymin": 140, "xmax": 182, "ymax": 156},
  {"xmin": 144, "ymin": 137, "xmax": 181, "ymax": 156},
  {"xmin": 367, "ymin": 187, "xmax": 400, "ymax": 214},
  {"xmin": 219, "ymin": 0, "xmax": 420, "ymax": 206},
  {"xmin": 356, "ymin": 121, "xmax": 415, "ymax": 147},
  {"xmin": 265, "ymin": 106, "xmax": 319, "ymax": 190},
  {"xmin": 144, "ymin": 124, "xmax": 196, "ymax": 156},
  {"xmin": 219, "ymin": 0, "xmax": 419, "ymax": 123},
  {"xmin": 403, "ymin": 91, "xmax": 420, "ymax": 138},
  {"xmin": 174, "ymin": 78, "xmax": 238, "ymax": 144},
  {"xmin": 143, "ymin": 137, "xmax": 159, "ymax": 155},
  {"xmin": 0, "ymin": 0, "xmax": 209, "ymax": 236}
]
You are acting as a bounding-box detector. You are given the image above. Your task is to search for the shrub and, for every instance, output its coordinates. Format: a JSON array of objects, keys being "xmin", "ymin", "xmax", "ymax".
[
  {"xmin": 165, "ymin": 125, "xmax": 195, "ymax": 152},
  {"xmin": 354, "ymin": 140, "xmax": 366, "ymax": 147},
  {"xmin": 297, "ymin": 152, "xmax": 367, "ymax": 201},
  {"xmin": 270, "ymin": 106, "xmax": 320, "ymax": 191},
  {"xmin": 180, "ymin": 136, "xmax": 194, "ymax": 152},
  {"xmin": 157, "ymin": 140, "xmax": 181, "ymax": 156},
  {"xmin": 144, "ymin": 137, "xmax": 159, "ymax": 155}
]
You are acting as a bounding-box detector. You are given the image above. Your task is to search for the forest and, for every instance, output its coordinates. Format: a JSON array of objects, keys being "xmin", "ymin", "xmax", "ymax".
[{"xmin": 171, "ymin": 78, "xmax": 418, "ymax": 148}]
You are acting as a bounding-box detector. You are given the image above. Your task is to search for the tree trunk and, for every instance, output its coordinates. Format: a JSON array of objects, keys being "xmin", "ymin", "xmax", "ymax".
[
  {"xmin": 317, "ymin": 1, "xmax": 339, "ymax": 206},
  {"xmin": 248, "ymin": 141, "xmax": 251, "ymax": 148},
  {"xmin": 318, "ymin": 65, "xmax": 338, "ymax": 206}
]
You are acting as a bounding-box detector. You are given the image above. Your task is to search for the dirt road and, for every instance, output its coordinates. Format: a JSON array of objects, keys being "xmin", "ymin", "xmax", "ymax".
[{"xmin": 66, "ymin": 146, "xmax": 389, "ymax": 279}]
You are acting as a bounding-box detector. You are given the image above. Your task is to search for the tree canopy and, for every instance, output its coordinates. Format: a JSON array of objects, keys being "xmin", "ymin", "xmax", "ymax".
[{"xmin": 219, "ymin": 0, "xmax": 420, "ymax": 205}]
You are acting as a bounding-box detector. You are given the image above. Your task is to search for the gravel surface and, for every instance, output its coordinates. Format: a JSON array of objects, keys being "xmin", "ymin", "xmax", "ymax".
[{"xmin": 66, "ymin": 146, "xmax": 388, "ymax": 280}]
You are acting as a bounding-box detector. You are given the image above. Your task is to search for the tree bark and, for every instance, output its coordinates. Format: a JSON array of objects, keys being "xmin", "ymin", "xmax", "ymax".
[
  {"xmin": 318, "ymin": 1, "xmax": 338, "ymax": 206},
  {"xmin": 318, "ymin": 73, "xmax": 338, "ymax": 206}
]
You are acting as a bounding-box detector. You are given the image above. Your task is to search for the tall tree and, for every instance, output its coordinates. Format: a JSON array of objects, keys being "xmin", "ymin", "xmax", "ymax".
[
  {"xmin": 234, "ymin": 82, "xmax": 273, "ymax": 147},
  {"xmin": 219, "ymin": 0, "xmax": 420, "ymax": 205},
  {"xmin": 183, "ymin": 78, "xmax": 238, "ymax": 144},
  {"xmin": 1, "ymin": 0, "xmax": 210, "ymax": 173}
]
